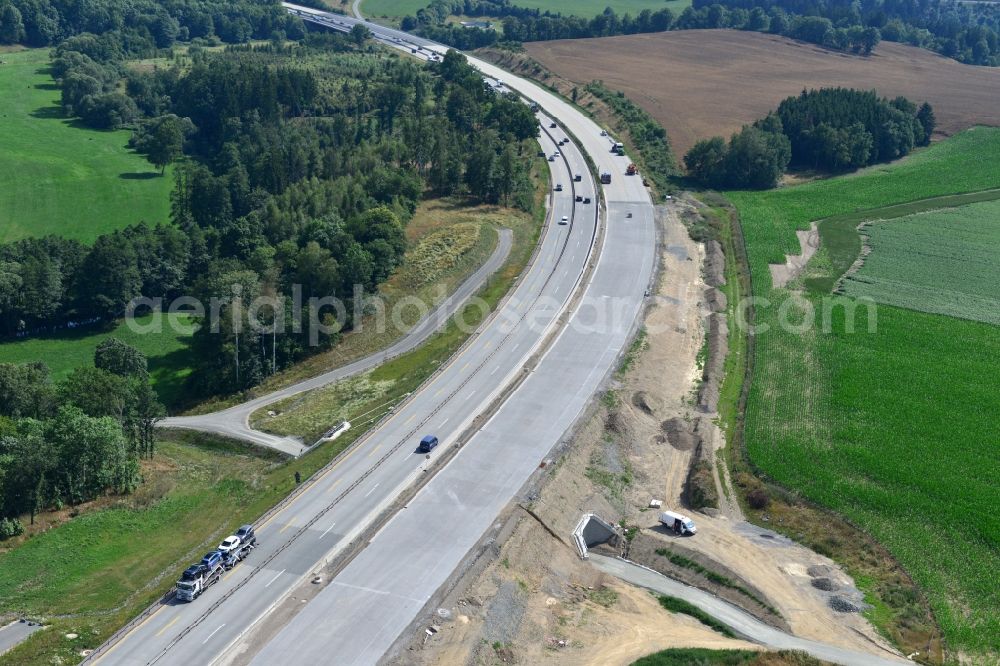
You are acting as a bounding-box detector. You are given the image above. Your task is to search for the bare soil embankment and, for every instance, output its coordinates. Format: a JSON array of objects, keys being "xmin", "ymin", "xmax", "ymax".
[{"xmin": 526, "ymin": 30, "xmax": 1000, "ymax": 157}]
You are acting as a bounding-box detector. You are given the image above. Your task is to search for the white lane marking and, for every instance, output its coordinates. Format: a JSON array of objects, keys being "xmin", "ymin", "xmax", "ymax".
[
  {"xmin": 467, "ymin": 390, "xmax": 476, "ymax": 398},
  {"xmin": 512, "ymin": 343, "xmax": 519, "ymax": 351},
  {"xmin": 490, "ymin": 366, "xmax": 499, "ymax": 376},
  {"xmin": 330, "ymin": 580, "xmax": 426, "ymax": 604},
  {"xmin": 203, "ymin": 624, "xmax": 226, "ymax": 644},
  {"xmin": 364, "ymin": 482, "xmax": 380, "ymax": 498},
  {"xmin": 319, "ymin": 522, "xmax": 337, "ymax": 540},
  {"xmin": 264, "ymin": 569, "xmax": 286, "ymax": 588}
]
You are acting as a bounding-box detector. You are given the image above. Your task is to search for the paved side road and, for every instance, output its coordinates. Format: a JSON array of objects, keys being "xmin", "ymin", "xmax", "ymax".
[
  {"xmin": 159, "ymin": 228, "xmax": 513, "ymax": 456},
  {"xmin": 0, "ymin": 620, "xmax": 43, "ymax": 656},
  {"xmin": 589, "ymin": 554, "xmax": 909, "ymax": 666}
]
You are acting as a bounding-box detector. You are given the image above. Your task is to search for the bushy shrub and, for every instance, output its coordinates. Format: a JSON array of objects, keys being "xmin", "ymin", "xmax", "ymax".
[{"xmin": 0, "ymin": 516, "xmax": 25, "ymax": 540}]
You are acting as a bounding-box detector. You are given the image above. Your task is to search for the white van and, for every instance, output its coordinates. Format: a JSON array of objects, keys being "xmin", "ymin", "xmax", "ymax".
[{"xmin": 659, "ymin": 511, "xmax": 697, "ymax": 536}]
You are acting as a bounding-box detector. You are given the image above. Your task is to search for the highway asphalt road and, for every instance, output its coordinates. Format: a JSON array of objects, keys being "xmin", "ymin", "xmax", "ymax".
[
  {"xmin": 159, "ymin": 227, "xmax": 513, "ymax": 457},
  {"xmin": 93, "ymin": 12, "xmax": 920, "ymax": 666},
  {"xmin": 93, "ymin": 62, "xmax": 613, "ymax": 665},
  {"xmin": 0, "ymin": 620, "xmax": 43, "ymax": 656},
  {"xmin": 246, "ymin": 10, "xmax": 658, "ymax": 665},
  {"xmin": 590, "ymin": 554, "xmax": 909, "ymax": 666}
]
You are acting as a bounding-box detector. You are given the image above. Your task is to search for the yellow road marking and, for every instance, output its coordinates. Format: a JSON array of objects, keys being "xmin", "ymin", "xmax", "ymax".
[
  {"xmin": 367, "ymin": 444, "xmax": 382, "ymax": 458},
  {"xmin": 94, "ymin": 605, "xmax": 165, "ymax": 662},
  {"xmin": 278, "ymin": 515, "xmax": 300, "ymax": 534},
  {"xmin": 325, "ymin": 478, "xmax": 343, "ymax": 495},
  {"xmin": 155, "ymin": 615, "xmax": 180, "ymax": 638},
  {"xmin": 257, "ymin": 437, "xmax": 367, "ymax": 530},
  {"xmin": 404, "ymin": 413, "xmax": 416, "ymax": 425}
]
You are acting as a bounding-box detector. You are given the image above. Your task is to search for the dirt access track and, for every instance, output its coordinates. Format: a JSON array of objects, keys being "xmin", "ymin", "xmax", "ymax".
[{"xmin": 526, "ymin": 29, "xmax": 1000, "ymax": 157}]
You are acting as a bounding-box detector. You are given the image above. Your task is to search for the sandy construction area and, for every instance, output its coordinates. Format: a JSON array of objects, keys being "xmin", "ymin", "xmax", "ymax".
[{"xmin": 526, "ymin": 30, "xmax": 1000, "ymax": 157}]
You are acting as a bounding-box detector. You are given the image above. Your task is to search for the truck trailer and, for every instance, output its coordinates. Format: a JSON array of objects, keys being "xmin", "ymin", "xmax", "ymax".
[
  {"xmin": 176, "ymin": 563, "xmax": 223, "ymax": 602},
  {"xmin": 175, "ymin": 526, "xmax": 258, "ymax": 601}
]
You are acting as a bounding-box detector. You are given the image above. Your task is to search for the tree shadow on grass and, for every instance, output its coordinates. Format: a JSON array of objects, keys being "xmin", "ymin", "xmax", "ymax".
[
  {"xmin": 149, "ymin": 346, "xmax": 199, "ymax": 412},
  {"xmin": 30, "ymin": 104, "xmax": 64, "ymax": 120},
  {"xmin": 120, "ymin": 172, "xmax": 160, "ymax": 180}
]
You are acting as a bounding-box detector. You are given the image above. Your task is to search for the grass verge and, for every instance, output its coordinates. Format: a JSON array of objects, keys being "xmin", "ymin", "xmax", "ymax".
[
  {"xmin": 654, "ymin": 548, "xmax": 778, "ymax": 616},
  {"xmin": 656, "ymin": 595, "xmax": 736, "ymax": 638},
  {"xmin": 632, "ymin": 648, "xmax": 821, "ymax": 666}
]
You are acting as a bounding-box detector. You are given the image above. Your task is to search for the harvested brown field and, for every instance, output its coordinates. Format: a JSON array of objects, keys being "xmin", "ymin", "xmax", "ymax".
[{"xmin": 525, "ymin": 30, "xmax": 1000, "ymax": 157}]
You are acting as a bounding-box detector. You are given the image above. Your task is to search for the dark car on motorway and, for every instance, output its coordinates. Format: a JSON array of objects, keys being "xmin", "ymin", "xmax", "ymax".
[{"xmin": 418, "ymin": 435, "xmax": 439, "ymax": 453}]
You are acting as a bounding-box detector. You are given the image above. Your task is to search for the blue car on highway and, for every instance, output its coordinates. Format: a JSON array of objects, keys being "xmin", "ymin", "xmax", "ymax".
[{"xmin": 417, "ymin": 435, "xmax": 439, "ymax": 454}]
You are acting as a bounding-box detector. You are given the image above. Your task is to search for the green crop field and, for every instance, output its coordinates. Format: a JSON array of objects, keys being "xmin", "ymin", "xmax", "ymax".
[
  {"xmin": 0, "ymin": 313, "xmax": 195, "ymax": 408},
  {"xmin": 728, "ymin": 127, "xmax": 1000, "ymax": 656},
  {"xmin": 361, "ymin": 0, "xmax": 691, "ymax": 20},
  {"xmin": 840, "ymin": 200, "xmax": 1000, "ymax": 325},
  {"xmin": 0, "ymin": 49, "xmax": 172, "ymax": 244}
]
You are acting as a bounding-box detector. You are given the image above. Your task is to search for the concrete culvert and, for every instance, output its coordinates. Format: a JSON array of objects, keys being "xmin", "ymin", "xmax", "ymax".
[{"xmin": 812, "ymin": 577, "xmax": 838, "ymax": 591}]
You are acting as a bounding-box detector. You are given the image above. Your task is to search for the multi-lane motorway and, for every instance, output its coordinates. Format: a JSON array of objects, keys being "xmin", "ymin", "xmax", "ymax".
[{"xmin": 91, "ymin": 8, "xmax": 655, "ymax": 665}]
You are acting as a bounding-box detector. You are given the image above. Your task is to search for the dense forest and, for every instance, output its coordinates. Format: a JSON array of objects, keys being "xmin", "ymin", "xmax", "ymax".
[
  {"xmin": 684, "ymin": 88, "xmax": 935, "ymax": 188},
  {"xmin": 0, "ymin": 0, "xmax": 300, "ymax": 49},
  {"xmin": 0, "ymin": 4, "xmax": 543, "ymax": 525},
  {"xmin": 0, "ymin": 339, "xmax": 164, "ymax": 536},
  {"xmin": 2, "ymin": 39, "xmax": 538, "ymax": 398},
  {"xmin": 401, "ymin": 0, "xmax": 997, "ymax": 65},
  {"xmin": 696, "ymin": 0, "xmax": 1000, "ymax": 66},
  {"xmin": 406, "ymin": 0, "xmax": 676, "ymax": 49}
]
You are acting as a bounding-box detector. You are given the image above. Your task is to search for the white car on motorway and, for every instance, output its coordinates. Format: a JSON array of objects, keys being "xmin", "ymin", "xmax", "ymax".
[{"xmin": 219, "ymin": 536, "xmax": 241, "ymax": 554}]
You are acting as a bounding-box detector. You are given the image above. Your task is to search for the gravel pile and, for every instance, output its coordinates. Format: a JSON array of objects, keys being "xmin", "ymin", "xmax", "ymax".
[
  {"xmin": 812, "ymin": 577, "xmax": 838, "ymax": 591},
  {"xmin": 829, "ymin": 596, "xmax": 862, "ymax": 613}
]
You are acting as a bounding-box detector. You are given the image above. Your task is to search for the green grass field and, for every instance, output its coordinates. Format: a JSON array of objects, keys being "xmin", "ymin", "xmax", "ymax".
[
  {"xmin": 0, "ymin": 49, "xmax": 172, "ymax": 244},
  {"xmin": 0, "ymin": 313, "xmax": 195, "ymax": 408},
  {"xmin": 728, "ymin": 127, "xmax": 1000, "ymax": 657},
  {"xmin": 361, "ymin": 0, "xmax": 691, "ymax": 19},
  {"xmin": 840, "ymin": 200, "xmax": 1000, "ymax": 325}
]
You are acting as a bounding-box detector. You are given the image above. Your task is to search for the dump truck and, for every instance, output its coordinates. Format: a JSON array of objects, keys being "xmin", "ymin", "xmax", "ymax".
[
  {"xmin": 600, "ymin": 172, "xmax": 612, "ymax": 184},
  {"xmin": 612, "ymin": 142, "xmax": 625, "ymax": 155},
  {"xmin": 626, "ymin": 163, "xmax": 638, "ymax": 176}
]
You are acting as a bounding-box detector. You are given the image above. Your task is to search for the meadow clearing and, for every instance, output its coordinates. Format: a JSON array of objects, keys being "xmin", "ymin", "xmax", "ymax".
[
  {"xmin": 0, "ymin": 313, "xmax": 195, "ymax": 408},
  {"xmin": 0, "ymin": 49, "xmax": 172, "ymax": 243},
  {"xmin": 727, "ymin": 128, "xmax": 1000, "ymax": 656}
]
